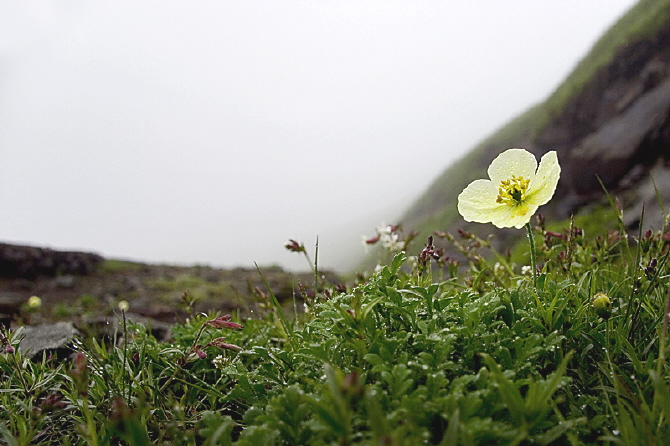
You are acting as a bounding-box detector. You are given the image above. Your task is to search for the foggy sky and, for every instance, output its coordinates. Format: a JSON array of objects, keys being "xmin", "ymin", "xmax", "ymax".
[{"xmin": 0, "ymin": 1, "xmax": 637, "ymax": 271}]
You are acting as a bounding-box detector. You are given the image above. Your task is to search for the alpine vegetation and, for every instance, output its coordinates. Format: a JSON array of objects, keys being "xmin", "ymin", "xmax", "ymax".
[{"xmin": 1, "ymin": 147, "xmax": 670, "ymax": 445}]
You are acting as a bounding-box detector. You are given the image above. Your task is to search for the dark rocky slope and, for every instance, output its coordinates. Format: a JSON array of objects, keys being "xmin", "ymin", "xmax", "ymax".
[
  {"xmin": 0, "ymin": 243, "xmax": 339, "ymax": 331},
  {"xmin": 534, "ymin": 17, "xmax": 670, "ymax": 228}
]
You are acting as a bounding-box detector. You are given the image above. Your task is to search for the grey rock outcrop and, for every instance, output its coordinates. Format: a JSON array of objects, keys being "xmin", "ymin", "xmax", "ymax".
[
  {"xmin": 17, "ymin": 322, "xmax": 80, "ymax": 359},
  {"xmin": 0, "ymin": 243, "xmax": 103, "ymax": 279},
  {"xmin": 532, "ymin": 22, "xmax": 670, "ymax": 229}
]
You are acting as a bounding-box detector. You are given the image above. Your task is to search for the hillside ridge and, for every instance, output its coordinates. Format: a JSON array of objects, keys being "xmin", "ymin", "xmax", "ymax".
[{"xmin": 397, "ymin": 0, "xmax": 670, "ymax": 258}]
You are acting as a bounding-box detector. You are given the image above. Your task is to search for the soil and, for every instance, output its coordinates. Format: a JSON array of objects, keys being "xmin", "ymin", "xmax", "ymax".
[{"xmin": 0, "ymin": 250, "xmax": 342, "ymax": 331}]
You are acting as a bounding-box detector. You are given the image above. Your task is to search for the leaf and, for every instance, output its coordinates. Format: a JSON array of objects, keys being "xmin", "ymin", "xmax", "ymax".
[
  {"xmin": 440, "ymin": 407, "xmax": 459, "ymax": 446},
  {"xmin": 481, "ymin": 353, "xmax": 525, "ymax": 425}
]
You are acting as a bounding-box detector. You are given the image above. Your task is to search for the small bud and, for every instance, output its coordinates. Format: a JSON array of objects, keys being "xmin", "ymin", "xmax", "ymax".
[
  {"xmin": 27, "ymin": 295, "xmax": 42, "ymax": 309},
  {"xmin": 592, "ymin": 292, "xmax": 612, "ymax": 320},
  {"xmin": 645, "ymin": 258, "xmax": 658, "ymax": 278},
  {"xmin": 70, "ymin": 352, "xmax": 90, "ymax": 396},
  {"xmin": 110, "ymin": 397, "xmax": 133, "ymax": 424},
  {"xmin": 457, "ymin": 229, "xmax": 473, "ymax": 239},
  {"xmin": 39, "ymin": 393, "xmax": 67, "ymax": 412},
  {"xmin": 185, "ymin": 348, "xmax": 207, "ymax": 362},
  {"xmin": 206, "ymin": 337, "xmax": 242, "ymax": 352},
  {"xmin": 362, "ymin": 234, "xmax": 380, "ymax": 245},
  {"xmin": 204, "ymin": 315, "xmax": 244, "ymax": 330},
  {"xmin": 285, "ymin": 239, "xmax": 305, "ymax": 253}
]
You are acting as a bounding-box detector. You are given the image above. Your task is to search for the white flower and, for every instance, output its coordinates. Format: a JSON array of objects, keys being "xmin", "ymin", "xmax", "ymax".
[
  {"xmin": 212, "ymin": 354, "xmax": 227, "ymax": 370},
  {"xmin": 378, "ymin": 226, "xmax": 403, "ymax": 251},
  {"xmin": 457, "ymin": 149, "xmax": 560, "ymax": 229}
]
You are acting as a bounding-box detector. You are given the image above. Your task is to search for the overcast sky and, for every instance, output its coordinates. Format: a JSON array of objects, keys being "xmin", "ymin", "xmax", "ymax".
[{"xmin": 0, "ymin": 1, "xmax": 637, "ymax": 271}]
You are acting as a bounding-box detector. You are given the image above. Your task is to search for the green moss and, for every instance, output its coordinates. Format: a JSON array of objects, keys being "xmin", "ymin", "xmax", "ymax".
[
  {"xmin": 146, "ymin": 274, "xmax": 241, "ymax": 306},
  {"xmin": 98, "ymin": 259, "xmax": 144, "ymax": 273}
]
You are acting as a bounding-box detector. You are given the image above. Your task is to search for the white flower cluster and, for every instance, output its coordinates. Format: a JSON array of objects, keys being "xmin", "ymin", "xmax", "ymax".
[
  {"xmin": 212, "ymin": 354, "xmax": 227, "ymax": 370},
  {"xmin": 378, "ymin": 225, "xmax": 403, "ymax": 251},
  {"xmin": 362, "ymin": 223, "xmax": 408, "ymax": 255}
]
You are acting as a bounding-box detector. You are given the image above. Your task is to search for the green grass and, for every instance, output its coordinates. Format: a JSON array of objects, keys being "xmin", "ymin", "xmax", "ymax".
[
  {"xmin": 2, "ymin": 214, "xmax": 670, "ymax": 445},
  {"xmin": 98, "ymin": 259, "xmax": 146, "ymax": 274}
]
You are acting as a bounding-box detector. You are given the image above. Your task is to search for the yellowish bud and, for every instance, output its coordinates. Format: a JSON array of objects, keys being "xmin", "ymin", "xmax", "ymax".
[
  {"xmin": 27, "ymin": 295, "xmax": 42, "ymax": 309},
  {"xmin": 592, "ymin": 292, "xmax": 612, "ymax": 320}
]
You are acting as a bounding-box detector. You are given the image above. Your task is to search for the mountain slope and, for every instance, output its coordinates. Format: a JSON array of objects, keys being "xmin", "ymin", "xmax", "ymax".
[{"xmin": 399, "ymin": 0, "xmax": 670, "ymax": 253}]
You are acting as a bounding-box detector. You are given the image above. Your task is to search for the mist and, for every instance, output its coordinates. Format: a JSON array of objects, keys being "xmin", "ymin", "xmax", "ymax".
[{"xmin": 0, "ymin": 1, "xmax": 637, "ymax": 271}]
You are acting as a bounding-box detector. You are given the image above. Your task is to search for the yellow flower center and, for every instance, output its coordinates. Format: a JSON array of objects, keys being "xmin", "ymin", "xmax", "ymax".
[{"xmin": 496, "ymin": 176, "xmax": 530, "ymax": 207}]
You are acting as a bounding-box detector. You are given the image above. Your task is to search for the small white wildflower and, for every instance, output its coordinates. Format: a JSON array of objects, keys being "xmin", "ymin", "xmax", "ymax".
[
  {"xmin": 494, "ymin": 262, "xmax": 504, "ymax": 276},
  {"xmin": 382, "ymin": 237, "xmax": 404, "ymax": 252},
  {"xmin": 118, "ymin": 300, "xmax": 130, "ymax": 312},
  {"xmin": 376, "ymin": 223, "xmax": 391, "ymax": 235},
  {"xmin": 374, "ymin": 264, "xmax": 384, "ymax": 273},
  {"xmin": 212, "ymin": 354, "xmax": 227, "ymax": 370},
  {"xmin": 407, "ymin": 256, "xmax": 418, "ymax": 269},
  {"xmin": 382, "ymin": 234, "xmax": 404, "ymax": 252},
  {"xmin": 521, "ymin": 265, "xmax": 533, "ymax": 275}
]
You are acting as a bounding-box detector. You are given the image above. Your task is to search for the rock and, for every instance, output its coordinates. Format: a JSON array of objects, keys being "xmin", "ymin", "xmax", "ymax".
[
  {"xmin": 532, "ymin": 20, "xmax": 670, "ymax": 220},
  {"xmin": 0, "ymin": 243, "xmax": 104, "ymax": 279},
  {"xmin": 123, "ymin": 312, "xmax": 172, "ymax": 341},
  {"xmin": 0, "ymin": 292, "xmax": 26, "ymax": 327},
  {"xmin": 622, "ymin": 161, "xmax": 670, "ymax": 230},
  {"xmin": 567, "ymin": 78, "xmax": 670, "ymax": 194},
  {"xmin": 54, "ymin": 275, "xmax": 76, "ymax": 289},
  {"xmin": 0, "ymin": 292, "xmax": 26, "ymax": 315},
  {"xmin": 17, "ymin": 322, "xmax": 80, "ymax": 359},
  {"xmin": 80, "ymin": 313, "xmax": 172, "ymax": 342}
]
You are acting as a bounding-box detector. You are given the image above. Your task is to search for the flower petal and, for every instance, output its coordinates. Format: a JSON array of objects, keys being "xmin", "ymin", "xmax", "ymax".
[
  {"xmin": 490, "ymin": 203, "xmax": 539, "ymax": 229},
  {"xmin": 487, "ymin": 148, "xmax": 537, "ymax": 184},
  {"xmin": 528, "ymin": 151, "xmax": 560, "ymax": 206},
  {"xmin": 457, "ymin": 179, "xmax": 500, "ymax": 223}
]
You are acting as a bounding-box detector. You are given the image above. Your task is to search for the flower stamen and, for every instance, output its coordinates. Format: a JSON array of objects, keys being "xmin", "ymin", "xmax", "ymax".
[{"xmin": 496, "ymin": 175, "xmax": 530, "ymax": 206}]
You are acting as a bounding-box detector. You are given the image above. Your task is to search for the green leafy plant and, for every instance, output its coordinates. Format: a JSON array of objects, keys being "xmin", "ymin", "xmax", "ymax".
[{"xmin": 2, "ymin": 196, "xmax": 670, "ymax": 444}]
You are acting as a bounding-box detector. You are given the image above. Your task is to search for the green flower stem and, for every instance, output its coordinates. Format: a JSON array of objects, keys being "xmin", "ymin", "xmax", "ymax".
[
  {"xmin": 159, "ymin": 322, "xmax": 208, "ymax": 394},
  {"xmin": 525, "ymin": 223, "xmax": 538, "ymax": 287}
]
